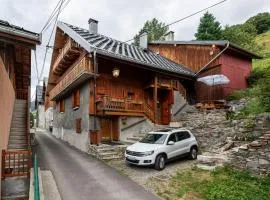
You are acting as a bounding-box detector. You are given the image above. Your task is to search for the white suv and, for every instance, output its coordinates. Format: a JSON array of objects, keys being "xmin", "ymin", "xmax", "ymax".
[{"xmin": 125, "ymin": 128, "xmax": 198, "ymax": 170}]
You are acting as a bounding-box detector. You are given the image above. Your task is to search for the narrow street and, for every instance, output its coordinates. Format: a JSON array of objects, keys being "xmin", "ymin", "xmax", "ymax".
[{"xmin": 33, "ymin": 130, "xmax": 159, "ymax": 200}]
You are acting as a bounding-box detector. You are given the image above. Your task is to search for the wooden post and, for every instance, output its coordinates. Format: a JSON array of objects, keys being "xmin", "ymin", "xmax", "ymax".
[
  {"xmin": 154, "ymin": 75, "xmax": 158, "ymax": 124},
  {"xmin": 2, "ymin": 150, "xmax": 5, "ymax": 179}
]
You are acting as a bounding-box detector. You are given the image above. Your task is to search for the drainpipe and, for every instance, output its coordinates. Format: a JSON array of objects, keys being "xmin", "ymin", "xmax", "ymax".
[
  {"xmin": 93, "ymin": 51, "xmax": 97, "ymax": 131},
  {"xmin": 195, "ymin": 41, "xmax": 230, "ymax": 77}
]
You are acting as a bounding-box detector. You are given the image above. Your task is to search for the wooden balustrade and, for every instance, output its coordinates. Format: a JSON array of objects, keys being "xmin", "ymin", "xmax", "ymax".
[
  {"xmin": 52, "ymin": 38, "xmax": 80, "ymax": 73},
  {"xmin": 1, "ymin": 150, "xmax": 32, "ymax": 179},
  {"xmin": 96, "ymin": 96, "xmax": 155, "ymax": 121},
  {"xmin": 16, "ymin": 89, "xmax": 27, "ymax": 100},
  {"xmin": 97, "ymin": 96, "xmax": 144, "ymax": 113},
  {"xmin": 50, "ymin": 57, "xmax": 92, "ymax": 100},
  {"xmin": 143, "ymin": 103, "xmax": 155, "ymax": 122}
]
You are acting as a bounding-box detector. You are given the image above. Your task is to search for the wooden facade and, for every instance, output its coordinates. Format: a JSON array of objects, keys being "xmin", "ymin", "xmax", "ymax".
[
  {"xmin": 0, "ymin": 20, "xmax": 40, "ymax": 181},
  {"xmin": 149, "ymin": 42, "xmax": 260, "ymax": 102}
]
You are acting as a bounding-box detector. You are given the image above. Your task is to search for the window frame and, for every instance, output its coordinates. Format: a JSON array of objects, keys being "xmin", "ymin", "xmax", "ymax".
[
  {"xmin": 72, "ymin": 89, "xmax": 80, "ymax": 110},
  {"xmin": 59, "ymin": 99, "xmax": 65, "ymax": 113}
]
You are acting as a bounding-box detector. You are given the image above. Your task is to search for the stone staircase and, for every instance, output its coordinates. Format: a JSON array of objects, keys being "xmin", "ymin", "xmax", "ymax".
[
  {"xmin": 88, "ymin": 143, "xmax": 127, "ymax": 161},
  {"xmin": 8, "ymin": 99, "xmax": 28, "ymax": 150}
]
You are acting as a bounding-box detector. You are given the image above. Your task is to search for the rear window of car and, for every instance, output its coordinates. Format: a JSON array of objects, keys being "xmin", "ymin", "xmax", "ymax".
[{"xmin": 176, "ymin": 131, "xmax": 191, "ymax": 141}]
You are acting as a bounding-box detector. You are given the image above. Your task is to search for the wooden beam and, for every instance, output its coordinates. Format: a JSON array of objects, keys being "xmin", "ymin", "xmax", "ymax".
[{"xmin": 154, "ymin": 74, "xmax": 158, "ymax": 124}]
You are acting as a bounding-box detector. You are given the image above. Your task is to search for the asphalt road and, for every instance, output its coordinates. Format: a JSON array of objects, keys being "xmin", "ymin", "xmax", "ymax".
[{"xmin": 33, "ymin": 130, "xmax": 159, "ymax": 200}]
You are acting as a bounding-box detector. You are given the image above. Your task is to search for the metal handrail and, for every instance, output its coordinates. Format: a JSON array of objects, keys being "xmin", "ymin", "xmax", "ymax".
[{"xmin": 34, "ymin": 154, "xmax": 40, "ymax": 200}]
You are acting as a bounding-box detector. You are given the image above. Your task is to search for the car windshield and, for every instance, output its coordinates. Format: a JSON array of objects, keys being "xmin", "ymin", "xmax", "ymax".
[{"xmin": 139, "ymin": 133, "xmax": 167, "ymax": 144}]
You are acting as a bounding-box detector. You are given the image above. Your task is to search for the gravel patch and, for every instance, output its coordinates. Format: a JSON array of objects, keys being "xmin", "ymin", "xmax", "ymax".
[{"xmin": 107, "ymin": 158, "xmax": 196, "ymax": 189}]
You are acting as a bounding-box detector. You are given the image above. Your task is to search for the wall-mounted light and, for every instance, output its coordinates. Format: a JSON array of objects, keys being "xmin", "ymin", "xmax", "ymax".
[{"xmin": 112, "ymin": 68, "xmax": 120, "ymax": 78}]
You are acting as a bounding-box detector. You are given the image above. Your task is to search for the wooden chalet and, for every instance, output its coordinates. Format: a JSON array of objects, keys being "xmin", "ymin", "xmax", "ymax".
[
  {"xmin": 0, "ymin": 19, "xmax": 40, "ymax": 182},
  {"xmin": 45, "ymin": 19, "xmax": 195, "ymax": 148},
  {"xmin": 149, "ymin": 39, "xmax": 262, "ymax": 103}
]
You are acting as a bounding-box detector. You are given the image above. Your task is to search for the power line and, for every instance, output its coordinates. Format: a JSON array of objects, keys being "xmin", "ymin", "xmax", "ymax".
[
  {"xmin": 38, "ymin": 0, "xmax": 65, "ymax": 82},
  {"xmin": 41, "ymin": 0, "xmax": 72, "ymax": 34},
  {"xmin": 125, "ymin": 0, "xmax": 228, "ymax": 43},
  {"xmin": 41, "ymin": 0, "xmax": 64, "ymax": 33}
]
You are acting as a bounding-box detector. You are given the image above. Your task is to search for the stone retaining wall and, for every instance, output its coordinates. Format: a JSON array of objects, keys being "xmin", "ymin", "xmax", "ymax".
[{"xmin": 229, "ymin": 133, "xmax": 270, "ymax": 176}]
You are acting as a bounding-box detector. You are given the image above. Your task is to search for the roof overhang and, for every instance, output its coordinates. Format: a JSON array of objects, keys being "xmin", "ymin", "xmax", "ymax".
[
  {"xmin": 0, "ymin": 23, "xmax": 41, "ymax": 47},
  {"xmin": 56, "ymin": 21, "xmax": 195, "ymax": 78},
  {"xmin": 150, "ymin": 40, "xmax": 262, "ymax": 59}
]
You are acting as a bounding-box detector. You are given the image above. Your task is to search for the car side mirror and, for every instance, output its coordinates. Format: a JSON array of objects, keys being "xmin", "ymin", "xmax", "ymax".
[{"xmin": 168, "ymin": 141, "xmax": 175, "ymax": 145}]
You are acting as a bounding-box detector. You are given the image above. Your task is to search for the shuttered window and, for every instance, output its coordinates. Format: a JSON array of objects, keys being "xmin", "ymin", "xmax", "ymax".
[
  {"xmin": 76, "ymin": 118, "xmax": 81, "ymax": 133},
  {"xmin": 72, "ymin": 90, "xmax": 80, "ymax": 109},
  {"xmin": 60, "ymin": 99, "xmax": 65, "ymax": 113}
]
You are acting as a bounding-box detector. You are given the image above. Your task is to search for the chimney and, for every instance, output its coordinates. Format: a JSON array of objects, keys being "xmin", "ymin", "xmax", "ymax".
[
  {"xmin": 139, "ymin": 32, "xmax": 148, "ymax": 50},
  {"xmin": 164, "ymin": 31, "xmax": 174, "ymax": 41},
  {"xmin": 88, "ymin": 18, "xmax": 98, "ymax": 34}
]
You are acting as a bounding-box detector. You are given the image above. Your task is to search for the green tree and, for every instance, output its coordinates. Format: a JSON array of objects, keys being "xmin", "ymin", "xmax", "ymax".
[
  {"xmin": 222, "ymin": 23, "xmax": 261, "ymax": 52},
  {"xmin": 246, "ymin": 12, "xmax": 270, "ymax": 34},
  {"xmin": 195, "ymin": 12, "xmax": 222, "ymax": 40},
  {"xmin": 134, "ymin": 18, "xmax": 168, "ymax": 46}
]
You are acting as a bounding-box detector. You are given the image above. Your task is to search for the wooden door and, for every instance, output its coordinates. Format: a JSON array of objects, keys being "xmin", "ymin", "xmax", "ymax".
[
  {"xmin": 100, "ymin": 118, "xmax": 112, "ymax": 141},
  {"xmin": 100, "ymin": 117, "xmax": 120, "ymax": 141},
  {"xmin": 161, "ymin": 90, "xmax": 171, "ymax": 125},
  {"xmin": 112, "ymin": 117, "xmax": 119, "ymax": 141}
]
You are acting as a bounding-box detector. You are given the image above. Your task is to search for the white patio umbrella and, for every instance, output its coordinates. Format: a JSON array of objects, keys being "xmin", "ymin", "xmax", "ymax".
[{"xmin": 197, "ymin": 74, "xmax": 230, "ymax": 86}]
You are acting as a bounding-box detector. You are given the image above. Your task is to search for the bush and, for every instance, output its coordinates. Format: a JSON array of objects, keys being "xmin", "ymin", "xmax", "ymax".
[{"xmin": 227, "ymin": 90, "xmax": 249, "ymax": 101}]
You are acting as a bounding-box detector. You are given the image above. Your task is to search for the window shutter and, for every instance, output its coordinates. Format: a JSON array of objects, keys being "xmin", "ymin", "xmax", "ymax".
[
  {"xmin": 76, "ymin": 118, "xmax": 81, "ymax": 133},
  {"xmin": 75, "ymin": 90, "xmax": 80, "ymax": 107},
  {"xmin": 60, "ymin": 99, "xmax": 65, "ymax": 112}
]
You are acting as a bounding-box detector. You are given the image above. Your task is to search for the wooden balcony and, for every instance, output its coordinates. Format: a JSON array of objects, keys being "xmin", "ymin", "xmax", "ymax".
[
  {"xmin": 50, "ymin": 57, "xmax": 94, "ymax": 101},
  {"xmin": 53, "ymin": 38, "xmax": 81, "ymax": 75},
  {"xmin": 96, "ymin": 96, "xmax": 145, "ymax": 116}
]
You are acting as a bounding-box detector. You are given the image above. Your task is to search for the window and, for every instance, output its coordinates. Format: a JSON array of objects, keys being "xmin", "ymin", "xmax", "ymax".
[
  {"xmin": 76, "ymin": 118, "xmax": 81, "ymax": 133},
  {"xmin": 72, "ymin": 90, "xmax": 80, "ymax": 109},
  {"xmin": 59, "ymin": 99, "xmax": 65, "ymax": 113},
  {"xmin": 167, "ymin": 133, "xmax": 176, "ymax": 143},
  {"xmin": 127, "ymin": 91, "xmax": 135, "ymax": 100},
  {"xmin": 176, "ymin": 131, "xmax": 191, "ymax": 141}
]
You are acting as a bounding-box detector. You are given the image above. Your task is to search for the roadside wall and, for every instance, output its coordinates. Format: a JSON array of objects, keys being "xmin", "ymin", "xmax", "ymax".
[
  {"xmin": 0, "ymin": 57, "xmax": 15, "ymax": 194},
  {"xmin": 38, "ymin": 105, "xmax": 45, "ymax": 128},
  {"xmin": 52, "ymin": 84, "xmax": 90, "ymax": 152}
]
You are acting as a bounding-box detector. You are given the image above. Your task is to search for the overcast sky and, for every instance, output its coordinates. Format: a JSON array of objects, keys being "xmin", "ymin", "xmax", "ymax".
[{"xmin": 0, "ymin": 0, "xmax": 269, "ymax": 99}]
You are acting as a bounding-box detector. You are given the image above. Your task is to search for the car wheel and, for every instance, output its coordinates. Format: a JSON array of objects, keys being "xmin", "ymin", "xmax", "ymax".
[
  {"xmin": 155, "ymin": 154, "xmax": 166, "ymax": 170},
  {"xmin": 189, "ymin": 147, "xmax": 198, "ymax": 160}
]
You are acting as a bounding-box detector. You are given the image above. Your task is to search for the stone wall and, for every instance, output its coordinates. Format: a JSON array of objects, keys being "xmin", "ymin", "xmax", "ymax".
[
  {"xmin": 229, "ymin": 133, "xmax": 270, "ymax": 176},
  {"xmin": 52, "ymin": 83, "xmax": 90, "ymax": 152},
  {"xmin": 178, "ymin": 109, "xmax": 270, "ymax": 175}
]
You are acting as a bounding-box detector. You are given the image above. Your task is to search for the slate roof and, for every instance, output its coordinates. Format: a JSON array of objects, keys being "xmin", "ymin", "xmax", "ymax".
[
  {"xmin": 150, "ymin": 40, "xmax": 262, "ymax": 59},
  {"xmin": 0, "ymin": 19, "xmax": 41, "ymax": 44},
  {"xmin": 58, "ymin": 22, "xmax": 195, "ymax": 77}
]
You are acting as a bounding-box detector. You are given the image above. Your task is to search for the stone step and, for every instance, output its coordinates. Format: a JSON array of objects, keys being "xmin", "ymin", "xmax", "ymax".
[
  {"xmin": 99, "ymin": 152, "xmax": 119, "ymax": 157},
  {"xmin": 9, "ymin": 135, "xmax": 26, "ymax": 140},
  {"xmin": 9, "ymin": 139, "xmax": 27, "ymax": 144},
  {"xmin": 10, "ymin": 128, "xmax": 26, "ymax": 132},
  {"xmin": 8, "ymin": 144, "xmax": 28, "ymax": 150},
  {"xmin": 101, "ymin": 155, "xmax": 122, "ymax": 161},
  {"xmin": 126, "ymin": 136, "xmax": 142, "ymax": 142}
]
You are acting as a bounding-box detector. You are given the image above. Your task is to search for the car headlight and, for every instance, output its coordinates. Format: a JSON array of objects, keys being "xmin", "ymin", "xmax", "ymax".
[{"xmin": 141, "ymin": 150, "xmax": 154, "ymax": 156}]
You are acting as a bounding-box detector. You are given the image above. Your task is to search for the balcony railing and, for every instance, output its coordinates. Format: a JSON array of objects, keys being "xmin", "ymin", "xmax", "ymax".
[
  {"xmin": 96, "ymin": 96, "xmax": 155, "ymax": 121},
  {"xmin": 50, "ymin": 57, "xmax": 93, "ymax": 100},
  {"xmin": 96, "ymin": 96, "xmax": 144, "ymax": 114},
  {"xmin": 52, "ymin": 38, "xmax": 80, "ymax": 75}
]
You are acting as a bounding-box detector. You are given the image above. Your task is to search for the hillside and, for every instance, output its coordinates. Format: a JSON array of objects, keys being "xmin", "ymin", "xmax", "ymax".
[{"xmin": 253, "ymin": 31, "xmax": 270, "ymax": 70}]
